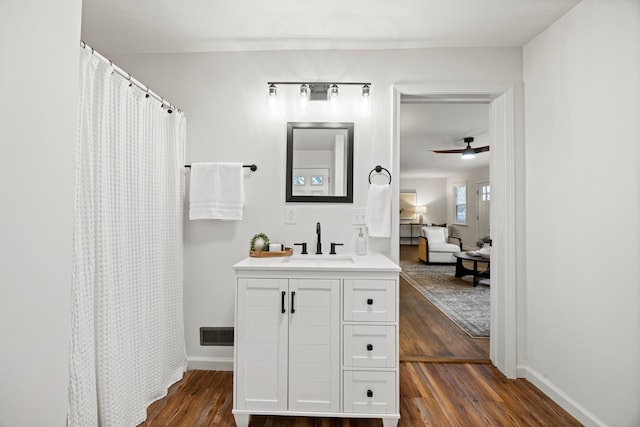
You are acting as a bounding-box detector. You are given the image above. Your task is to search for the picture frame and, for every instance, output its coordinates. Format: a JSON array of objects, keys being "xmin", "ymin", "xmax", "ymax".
[{"xmin": 399, "ymin": 191, "xmax": 417, "ymax": 220}]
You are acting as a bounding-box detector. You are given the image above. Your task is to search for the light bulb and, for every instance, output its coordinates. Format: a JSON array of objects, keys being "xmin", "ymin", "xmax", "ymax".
[
  {"xmin": 329, "ymin": 84, "xmax": 339, "ymax": 99},
  {"xmin": 299, "ymin": 84, "xmax": 309, "ymax": 98}
]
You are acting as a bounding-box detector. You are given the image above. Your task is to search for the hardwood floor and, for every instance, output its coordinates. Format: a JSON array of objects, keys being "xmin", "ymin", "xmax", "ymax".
[
  {"xmin": 399, "ymin": 245, "xmax": 489, "ymax": 362},
  {"xmin": 399, "ymin": 278, "xmax": 489, "ymax": 362},
  {"xmin": 139, "ymin": 366, "xmax": 582, "ymax": 426},
  {"xmin": 138, "ymin": 247, "xmax": 580, "ymax": 426}
]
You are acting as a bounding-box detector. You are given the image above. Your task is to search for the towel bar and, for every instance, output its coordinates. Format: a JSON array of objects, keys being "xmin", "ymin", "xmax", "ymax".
[{"xmin": 185, "ymin": 164, "xmax": 257, "ymax": 171}]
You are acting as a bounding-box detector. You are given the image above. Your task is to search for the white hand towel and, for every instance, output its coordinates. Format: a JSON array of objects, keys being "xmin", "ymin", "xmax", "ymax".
[
  {"xmin": 366, "ymin": 183, "xmax": 391, "ymax": 237},
  {"xmin": 189, "ymin": 162, "xmax": 244, "ymax": 220}
]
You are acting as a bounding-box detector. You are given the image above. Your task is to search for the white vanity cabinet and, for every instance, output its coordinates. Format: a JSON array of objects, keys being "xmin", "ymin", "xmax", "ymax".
[{"xmin": 232, "ymin": 253, "xmax": 400, "ymax": 427}]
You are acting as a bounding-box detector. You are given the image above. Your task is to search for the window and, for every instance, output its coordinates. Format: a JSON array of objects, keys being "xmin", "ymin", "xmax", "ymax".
[
  {"xmin": 454, "ymin": 182, "xmax": 467, "ymax": 224},
  {"xmin": 311, "ymin": 176, "xmax": 323, "ymax": 186},
  {"xmin": 481, "ymin": 184, "xmax": 490, "ymax": 201},
  {"xmin": 293, "ymin": 176, "xmax": 305, "ymax": 186}
]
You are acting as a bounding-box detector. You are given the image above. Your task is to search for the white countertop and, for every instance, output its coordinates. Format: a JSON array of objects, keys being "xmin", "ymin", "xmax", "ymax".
[{"xmin": 233, "ymin": 252, "xmax": 400, "ymax": 272}]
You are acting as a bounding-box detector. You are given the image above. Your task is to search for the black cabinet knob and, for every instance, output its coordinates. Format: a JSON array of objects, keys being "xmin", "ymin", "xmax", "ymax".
[
  {"xmin": 367, "ymin": 298, "xmax": 373, "ymax": 305},
  {"xmin": 367, "ymin": 389, "xmax": 373, "ymax": 398},
  {"xmin": 367, "ymin": 344, "xmax": 373, "ymax": 351}
]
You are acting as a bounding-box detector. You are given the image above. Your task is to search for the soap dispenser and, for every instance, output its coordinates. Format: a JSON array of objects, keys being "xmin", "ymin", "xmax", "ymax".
[{"xmin": 356, "ymin": 228, "xmax": 367, "ymax": 256}]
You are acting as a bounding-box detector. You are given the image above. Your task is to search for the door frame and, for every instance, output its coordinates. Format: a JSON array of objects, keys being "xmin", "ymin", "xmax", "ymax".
[{"xmin": 390, "ymin": 82, "xmax": 524, "ymax": 379}]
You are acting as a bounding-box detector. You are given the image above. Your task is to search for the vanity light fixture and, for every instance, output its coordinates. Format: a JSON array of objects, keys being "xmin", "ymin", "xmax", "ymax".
[{"xmin": 266, "ymin": 81, "xmax": 371, "ymax": 101}]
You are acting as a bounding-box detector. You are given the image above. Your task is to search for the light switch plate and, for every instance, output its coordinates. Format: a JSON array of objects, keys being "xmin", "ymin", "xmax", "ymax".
[
  {"xmin": 352, "ymin": 208, "xmax": 366, "ymax": 225},
  {"xmin": 285, "ymin": 206, "xmax": 297, "ymax": 224}
]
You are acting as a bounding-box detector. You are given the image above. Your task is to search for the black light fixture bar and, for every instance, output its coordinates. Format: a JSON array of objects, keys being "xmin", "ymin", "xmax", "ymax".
[{"xmin": 267, "ymin": 81, "xmax": 371, "ymax": 86}]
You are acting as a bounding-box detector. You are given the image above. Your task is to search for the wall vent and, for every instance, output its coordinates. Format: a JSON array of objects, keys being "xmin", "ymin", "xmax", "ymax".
[{"xmin": 200, "ymin": 327, "xmax": 234, "ymax": 346}]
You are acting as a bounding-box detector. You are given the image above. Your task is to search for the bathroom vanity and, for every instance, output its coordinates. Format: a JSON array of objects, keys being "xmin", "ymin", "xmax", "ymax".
[{"xmin": 232, "ymin": 253, "xmax": 401, "ymax": 427}]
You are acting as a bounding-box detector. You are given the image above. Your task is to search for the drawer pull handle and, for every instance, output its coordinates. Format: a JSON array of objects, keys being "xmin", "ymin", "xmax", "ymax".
[
  {"xmin": 281, "ymin": 291, "xmax": 286, "ymax": 313},
  {"xmin": 367, "ymin": 298, "xmax": 373, "ymax": 305},
  {"xmin": 367, "ymin": 389, "xmax": 373, "ymax": 398},
  {"xmin": 291, "ymin": 291, "xmax": 296, "ymax": 314},
  {"xmin": 367, "ymin": 344, "xmax": 373, "ymax": 351}
]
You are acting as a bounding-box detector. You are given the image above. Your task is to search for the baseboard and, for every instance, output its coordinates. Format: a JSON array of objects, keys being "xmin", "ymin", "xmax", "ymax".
[
  {"xmin": 516, "ymin": 364, "xmax": 528, "ymax": 378},
  {"xmin": 187, "ymin": 356, "xmax": 233, "ymax": 371},
  {"xmin": 522, "ymin": 365, "xmax": 606, "ymax": 427}
]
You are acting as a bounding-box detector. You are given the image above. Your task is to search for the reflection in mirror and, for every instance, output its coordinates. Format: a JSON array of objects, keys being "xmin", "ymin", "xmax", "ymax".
[{"xmin": 286, "ymin": 122, "xmax": 354, "ymax": 203}]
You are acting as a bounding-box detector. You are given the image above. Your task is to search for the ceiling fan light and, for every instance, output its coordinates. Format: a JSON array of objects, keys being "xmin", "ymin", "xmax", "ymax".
[{"xmin": 461, "ymin": 149, "xmax": 476, "ymax": 160}]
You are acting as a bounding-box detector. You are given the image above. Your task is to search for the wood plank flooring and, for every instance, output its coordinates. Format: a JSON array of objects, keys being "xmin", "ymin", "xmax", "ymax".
[
  {"xmin": 138, "ymin": 246, "xmax": 580, "ymax": 426},
  {"xmin": 399, "ymin": 245, "xmax": 489, "ymax": 362},
  {"xmin": 399, "ymin": 278, "xmax": 489, "ymax": 362},
  {"xmin": 138, "ymin": 366, "xmax": 582, "ymax": 426}
]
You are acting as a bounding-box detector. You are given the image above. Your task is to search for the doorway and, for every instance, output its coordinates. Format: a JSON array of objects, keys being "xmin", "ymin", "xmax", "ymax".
[
  {"xmin": 391, "ymin": 83, "xmax": 521, "ymax": 378},
  {"xmin": 397, "ymin": 99, "xmax": 491, "ymax": 362}
]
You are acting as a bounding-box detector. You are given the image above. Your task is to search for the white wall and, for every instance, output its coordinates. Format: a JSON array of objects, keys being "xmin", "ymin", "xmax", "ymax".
[
  {"xmin": 398, "ymin": 178, "xmax": 447, "ymax": 224},
  {"xmin": 446, "ymin": 167, "xmax": 490, "ymax": 249},
  {"xmin": 523, "ymin": 1, "xmax": 640, "ymax": 426},
  {"xmin": 110, "ymin": 47, "xmax": 522, "ymax": 368},
  {"xmin": 0, "ymin": 0, "xmax": 82, "ymax": 425}
]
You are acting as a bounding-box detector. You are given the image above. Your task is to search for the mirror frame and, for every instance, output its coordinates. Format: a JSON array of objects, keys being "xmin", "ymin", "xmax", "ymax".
[{"xmin": 286, "ymin": 122, "xmax": 354, "ymax": 203}]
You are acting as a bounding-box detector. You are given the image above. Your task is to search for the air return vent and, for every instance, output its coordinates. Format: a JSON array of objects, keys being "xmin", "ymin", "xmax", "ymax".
[{"xmin": 200, "ymin": 327, "xmax": 234, "ymax": 346}]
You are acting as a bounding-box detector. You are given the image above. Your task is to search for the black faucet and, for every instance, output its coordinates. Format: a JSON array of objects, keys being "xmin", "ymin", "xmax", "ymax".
[
  {"xmin": 330, "ymin": 243, "xmax": 343, "ymax": 255},
  {"xmin": 294, "ymin": 242, "xmax": 308, "ymax": 255},
  {"xmin": 316, "ymin": 222, "xmax": 322, "ymax": 255}
]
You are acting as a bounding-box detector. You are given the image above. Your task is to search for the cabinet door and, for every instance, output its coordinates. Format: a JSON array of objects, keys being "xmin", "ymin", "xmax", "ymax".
[
  {"xmin": 288, "ymin": 279, "xmax": 340, "ymax": 412},
  {"xmin": 236, "ymin": 278, "xmax": 288, "ymax": 411}
]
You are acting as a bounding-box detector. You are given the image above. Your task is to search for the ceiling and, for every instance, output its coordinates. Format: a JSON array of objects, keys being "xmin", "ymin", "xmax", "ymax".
[
  {"xmin": 81, "ymin": 0, "xmax": 581, "ymax": 54},
  {"xmin": 400, "ymin": 102, "xmax": 490, "ymax": 179},
  {"xmin": 81, "ymin": 0, "xmax": 580, "ymax": 179}
]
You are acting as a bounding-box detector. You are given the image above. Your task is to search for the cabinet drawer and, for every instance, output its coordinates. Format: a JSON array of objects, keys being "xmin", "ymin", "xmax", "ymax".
[
  {"xmin": 343, "ymin": 280, "xmax": 396, "ymax": 322},
  {"xmin": 343, "ymin": 370, "xmax": 396, "ymax": 414},
  {"xmin": 343, "ymin": 325, "xmax": 396, "ymax": 368}
]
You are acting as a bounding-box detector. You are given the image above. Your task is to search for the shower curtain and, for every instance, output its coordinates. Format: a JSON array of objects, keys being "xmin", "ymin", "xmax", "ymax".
[{"xmin": 69, "ymin": 48, "xmax": 187, "ymax": 427}]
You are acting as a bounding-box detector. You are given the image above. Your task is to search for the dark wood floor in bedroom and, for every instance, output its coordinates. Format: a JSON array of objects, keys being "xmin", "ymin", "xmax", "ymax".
[{"xmin": 137, "ymin": 245, "xmax": 581, "ymax": 426}]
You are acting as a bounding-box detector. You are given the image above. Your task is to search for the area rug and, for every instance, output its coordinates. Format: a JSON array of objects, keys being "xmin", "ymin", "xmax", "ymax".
[{"xmin": 400, "ymin": 262, "xmax": 490, "ymax": 338}]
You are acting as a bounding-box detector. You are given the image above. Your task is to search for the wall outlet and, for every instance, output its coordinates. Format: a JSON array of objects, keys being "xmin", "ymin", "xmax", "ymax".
[
  {"xmin": 285, "ymin": 206, "xmax": 297, "ymax": 224},
  {"xmin": 352, "ymin": 208, "xmax": 366, "ymax": 225}
]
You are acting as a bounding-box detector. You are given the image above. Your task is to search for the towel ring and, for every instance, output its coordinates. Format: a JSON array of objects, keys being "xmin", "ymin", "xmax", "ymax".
[{"xmin": 368, "ymin": 165, "xmax": 392, "ymax": 184}]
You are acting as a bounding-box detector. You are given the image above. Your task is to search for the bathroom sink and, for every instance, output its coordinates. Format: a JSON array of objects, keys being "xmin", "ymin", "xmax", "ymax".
[{"xmin": 280, "ymin": 255, "xmax": 355, "ymax": 265}]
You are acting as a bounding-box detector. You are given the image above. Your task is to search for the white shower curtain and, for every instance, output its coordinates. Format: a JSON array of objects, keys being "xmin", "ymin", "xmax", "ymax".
[{"xmin": 69, "ymin": 48, "xmax": 187, "ymax": 427}]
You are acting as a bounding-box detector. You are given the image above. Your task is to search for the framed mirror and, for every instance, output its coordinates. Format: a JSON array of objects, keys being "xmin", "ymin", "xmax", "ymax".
[{"xmin": 286, "ymin": 122, "xmax": 354, "ymax": 203}]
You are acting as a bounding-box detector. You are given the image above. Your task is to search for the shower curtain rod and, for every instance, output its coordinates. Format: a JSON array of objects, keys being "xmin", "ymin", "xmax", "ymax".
[{"xmin": 80, "ymin": 40, "xmax": 182, "ymax": 115}]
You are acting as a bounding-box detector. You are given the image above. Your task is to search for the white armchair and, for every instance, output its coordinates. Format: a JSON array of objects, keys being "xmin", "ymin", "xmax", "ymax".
[{"xmin": 418, "ymin": 226, "xmax": 462, "ymax": 264}]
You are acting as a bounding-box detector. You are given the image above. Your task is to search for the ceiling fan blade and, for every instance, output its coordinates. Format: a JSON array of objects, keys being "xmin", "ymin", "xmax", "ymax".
[
  {"xmin": 432, "ymin": 148, "xmax": 465, "ymax": 154},
  {"xmin": 473, "ymin": 146, "xmax": 490, "ymax": 153}
]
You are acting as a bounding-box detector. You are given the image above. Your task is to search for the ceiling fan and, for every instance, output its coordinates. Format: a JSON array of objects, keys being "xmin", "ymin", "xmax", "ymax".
[{"xmin": 432, "ymin": 137, "xmax": 489, "ymax": 159}]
